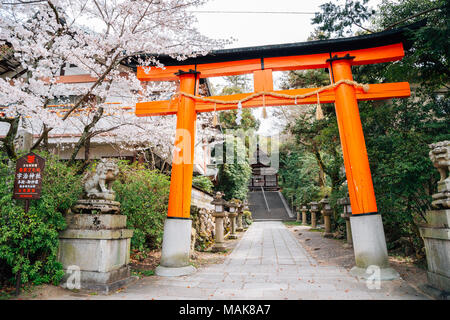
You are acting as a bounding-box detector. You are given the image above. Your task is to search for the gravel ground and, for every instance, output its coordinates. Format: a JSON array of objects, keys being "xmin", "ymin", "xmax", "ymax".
[{"xmin": 285, "ymin": 222, "xmax": 431, "ymax": 298}]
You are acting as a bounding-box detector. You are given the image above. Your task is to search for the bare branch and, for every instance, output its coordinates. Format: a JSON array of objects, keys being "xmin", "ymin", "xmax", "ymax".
[{"xmin": 383, "ymin": 6, "xmax": 443, "ymax": 31}]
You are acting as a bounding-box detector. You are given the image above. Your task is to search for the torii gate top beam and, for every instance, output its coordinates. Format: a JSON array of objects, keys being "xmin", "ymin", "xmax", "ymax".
[{"xmin": 130, "ymin": 21, "xmax": 422, "ymax": 82}]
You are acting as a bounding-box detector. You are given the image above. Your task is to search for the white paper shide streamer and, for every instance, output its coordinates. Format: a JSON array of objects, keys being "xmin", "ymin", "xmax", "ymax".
[{"xmin": 236, "ymin": 101, "xmax": 243, "ymax": 125}]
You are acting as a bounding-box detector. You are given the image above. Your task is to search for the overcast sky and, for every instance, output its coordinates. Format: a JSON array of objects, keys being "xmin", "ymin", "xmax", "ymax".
[
  {"xmin": 192, "ymin": 0, "xmax": 323, "ymax": 48},
  {"xmin": 192, "ymin": 0, "xmax": 382, "ymax": 48},
  {"xmin": 190, "ymin": 0, "xmax": 382, "ymax": 135},
  {"xmin": 191, "ymin": 0, "xmax": 332, "ymax": 135}
]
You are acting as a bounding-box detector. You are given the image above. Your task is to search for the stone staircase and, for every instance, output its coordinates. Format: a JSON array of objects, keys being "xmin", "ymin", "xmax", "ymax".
[{"xmin": 248, "ymin": 191, "xmax": 294, "ymax": 221}]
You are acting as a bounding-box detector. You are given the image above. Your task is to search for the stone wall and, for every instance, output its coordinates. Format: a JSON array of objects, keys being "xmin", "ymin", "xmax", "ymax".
[
  {"xmin": 191, "ymin": 186, "xmax": 214, "ymax": 210},
  {"xmin": 190, "ymin": 186, "xmax": 231, "ymax": 252}
]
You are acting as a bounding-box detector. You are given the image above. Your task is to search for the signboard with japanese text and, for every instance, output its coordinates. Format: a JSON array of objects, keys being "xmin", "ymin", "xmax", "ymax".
[{"xmin": 13, "ymin": 152, "xmax": 45, "ymax": 200}]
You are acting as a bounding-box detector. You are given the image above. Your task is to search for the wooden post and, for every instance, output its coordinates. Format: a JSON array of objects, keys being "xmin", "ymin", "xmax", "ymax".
[
  {"xmin": 155, "ymin": 70, "xmax": 199, "ymax": 277},
  {"xmin": 167, "ymin": 70, "xmax": 198, "ymax": 219},
  {"xmin": 329, "ymin": 56, "xmax": 378, "ymax": 215},
  {"xmin": 16, "ymin": 199, "xmax": 30, "ymax": 296},
  {"xmin": 330, "ymin": 56, "xmax": 398, "ymax": 279}
]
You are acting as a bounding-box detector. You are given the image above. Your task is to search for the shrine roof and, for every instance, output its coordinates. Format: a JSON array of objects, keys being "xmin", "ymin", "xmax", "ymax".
[{"xmin": 127, "ymin": 20, "xmax": 424, "ymax": 70}]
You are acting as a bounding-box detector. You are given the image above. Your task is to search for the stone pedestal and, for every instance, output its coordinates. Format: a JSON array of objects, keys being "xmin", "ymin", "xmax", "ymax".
[
  {"xmin": 212, "ymin": 212, "xmax": 227, "ymax": 252},
  {"xmin": 349, "ymin": 214, "xmax": 399, "ymax": 280},
  {"xmin": 319, "ymin": 197, "xmax": 333, "ymax": 238},
  {"xmin": 58, "ymin": 214, "xmax": 135, "ymax": 293},
  {"xmin": 341, "ymin": 212, "xmax": 353, "ymax": 248},
  {"xmin": 338, "ymin": 196, "xmax": 353, "ymax": 248},
  {"xmin": 418, "ymin": 140, "xmax": 450, "ymax": 298},
  {"xmin": 228, "ymin": 212, "xmax": 238, "ymax": 239},
  {"xmin": 296, "ymin": 209, "xmax": 301, "ymax": 222},
  {"xmin": 309, "ymin": 202, "xmax": 319, "ymax": 229},
  {"xmin": 322, "ymin": 210, "xmax": 333, "ymax": 238},
  {"xmin": 71, "ymin": 199, "xmax": 120, "ymax": 214},
  {"xmin": 301, "ymin": 206, "xmax": 308, "ymax": 226},
  {"xmin": 236, "ymin": 212, "xmax": 244, "ymax": 232},
  {"xmin": 311, "ymin": 211, "xmax": 317, "ymax": 228},
  {"xmin": 419, "ymin": 209, "xmax": 450, "ymax": 298},
  {"xmin": 155, "ymin": 218, "xmax": 196, "ymax": 277}
]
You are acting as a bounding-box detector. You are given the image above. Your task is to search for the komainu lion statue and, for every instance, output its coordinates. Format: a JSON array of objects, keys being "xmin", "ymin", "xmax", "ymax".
[
  {"xmin": 429, "ymin": 140, "xmax": 450, "ymax": 208},
  {"xmin": 83, "ymin": 158, "xmax": 119, "ymax": 200}
]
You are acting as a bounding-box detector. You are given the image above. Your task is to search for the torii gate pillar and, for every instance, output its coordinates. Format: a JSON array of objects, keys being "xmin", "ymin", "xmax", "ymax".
[
  {"xmin": 155, "ymin": 71, "xmax": 198, "ymax": 277},
  {"xmin": 330, "ymin": 56, "xmax": 399, "ymax": 280}
]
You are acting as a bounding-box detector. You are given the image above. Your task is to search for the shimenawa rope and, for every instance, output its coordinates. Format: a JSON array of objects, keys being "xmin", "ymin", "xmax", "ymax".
[{"xmin": 174, "ymin": 79, "xmax": 369, "ymax": 106}]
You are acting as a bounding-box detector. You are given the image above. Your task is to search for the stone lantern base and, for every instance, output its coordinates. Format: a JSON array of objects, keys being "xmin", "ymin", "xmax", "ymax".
[
  {"xmin": 341, "ymin": 212, "xmax": 353, "ymax": 248},
  {"xmin": 228, "ymin": 213, "xmax": 238, "ymax": 239},
  {"xmin": 236, "ymin": 213, "xmax": 244, "ymax": 232},
  {"xmin": 212, "ymin": 212, "xmax": 227, "ymax": 252},
  {"xmin": 322, "ymin": 212, "xmax": 333, "ymax": 238},
  {"xmin": 419, "ymin": 209, "xmax": 450, "ymax": 299},
  {"xmin": 58, "ymin": 214, "xmax": 135, "ymax": 294}
]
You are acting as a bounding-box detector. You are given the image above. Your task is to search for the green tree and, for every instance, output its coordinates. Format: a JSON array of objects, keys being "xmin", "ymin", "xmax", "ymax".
[
  {"xmin": 279, "ymin": 0, "xmax": 449, "ymax": 255},
  {"xmin": 215, "ymin": 137, "xmax": 252, "ymax": 201},
  {"xmin": 212, "ymin": 75, "xmax": 257, "ymax": 201},
  {"xmin": 307, "ymin": 0, "xmax": 449, "ymax": 255},
  {"xmin": 312, "ymin": 0, "xmax": 376, "ymax": 39},
  {"xmin": 0, "ymin": 152, "xmax": 83, "ymax": 291},
  {"xmin": 278, "ymin": 141, "xmax": 321, "ymax": 207},
  {"xmin": 280, "ymin": 67, "xmax": 344, "ymax": 193},
  {"xmin": 289, "ymin": 107, "xmax": 345, "ymax": 193},
  {"xmin": 279, "ymin": 69, "xmax": 330, "ymax": 90},
  {"xmin": 218, "ymin": 75, "xmax": 260, "ymax": 131}
]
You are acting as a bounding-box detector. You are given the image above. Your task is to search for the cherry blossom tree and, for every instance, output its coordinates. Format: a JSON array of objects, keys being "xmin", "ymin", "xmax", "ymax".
[{"xmin": 0, "ymin": 0, "xmax": 224, "ymax": 162}]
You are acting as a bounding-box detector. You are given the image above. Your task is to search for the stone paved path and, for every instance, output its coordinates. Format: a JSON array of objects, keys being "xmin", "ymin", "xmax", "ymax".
[{"xmin": 58, "ymin": 221, "xmax": 429, "ymax": 300}]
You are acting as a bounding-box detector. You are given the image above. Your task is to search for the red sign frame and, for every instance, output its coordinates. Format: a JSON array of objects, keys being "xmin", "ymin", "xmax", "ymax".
[{"xmin": 12, "ymin": 152, "xmax": 45, "ymax": 200}]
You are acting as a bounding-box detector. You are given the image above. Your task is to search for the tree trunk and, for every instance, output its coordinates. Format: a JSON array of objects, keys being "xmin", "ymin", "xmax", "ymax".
[
  {"xmin": 68, "ymin": 107, "xmax": 104, "ymax": 166},
  {"xmin": 30, "ymin": 124, "xmax": 52, "ymax": 152},
  {"xmin": 84, "ymin": 137, "xmax": 91, "ymax": 162},
  {"xmin": 318, "ymin": 166, "xmax": 325, "ymax": 187},
  {"xmin": 148, "ymin": 147, "xmax": 156, "ymax": 169},
  {"xmin": 0, "ymin": 116, "xmax": 20, "ymax": 160}
]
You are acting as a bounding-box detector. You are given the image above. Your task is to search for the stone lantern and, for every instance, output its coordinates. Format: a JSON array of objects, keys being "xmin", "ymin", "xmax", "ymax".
[
  {"xmin": 338, "ymin": 195, "xmax": 353, "ymax": 248},
  {"xmin": 243, "ymin": 200, "xmax": 250, "ymax": 229},
  {"xmin": 301, "ymin": 206, "xmax": 308, "ymax": 226},
  {"xmin": 227, "ymin": 200, "xmax": 239, "ymax": 239},
  {"xmin": 211, "ymin": 192, "xmax": 228, "ymax": 252},
  {"xmin": 296, "ymin": 206, "xmax": 301, "ymax": 222},
  {"xmin": 319, "ymin": 196, "xmax": 333, "ymax": 238},
  {"xmin": 309, "ymin": 202, "xmax": 319, "ymax": 229},
  {"xmin": 236, "ymin": 202, "xmax": 244, "ymax": 232}
]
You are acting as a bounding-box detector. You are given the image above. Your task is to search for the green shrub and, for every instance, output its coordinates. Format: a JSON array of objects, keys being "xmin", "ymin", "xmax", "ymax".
[
  {"xmin": 113, "ymin": 162, "xmax": 170, "ymax": 251},
  {"xmin": 243, "ymin": 210, "xmax": 252, "ymax": 225},
  {"xmin": 192, "ymin": 175, "xmax": 214, "ymax": 194},
  {"xmin": 0, "ymin": 151, "xmax": 83, "ymax": 288}
]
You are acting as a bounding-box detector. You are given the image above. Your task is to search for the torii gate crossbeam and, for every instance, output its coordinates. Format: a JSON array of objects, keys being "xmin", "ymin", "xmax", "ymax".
[{"xmin": 134, "ymin": 27, "xmax": 412, "ymax": 278}]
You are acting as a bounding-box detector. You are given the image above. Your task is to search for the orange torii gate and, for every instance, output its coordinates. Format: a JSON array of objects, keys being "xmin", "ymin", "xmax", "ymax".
[{"xmin": 134, "ymin": 28, "xmax": 412, "ymax": 278}]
